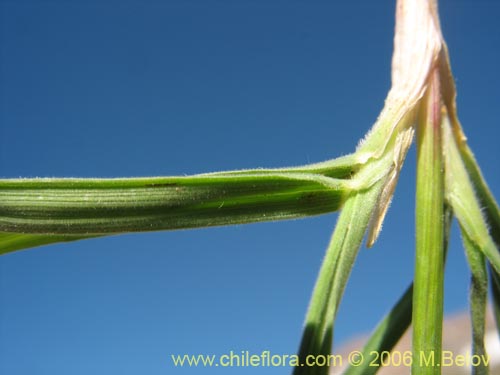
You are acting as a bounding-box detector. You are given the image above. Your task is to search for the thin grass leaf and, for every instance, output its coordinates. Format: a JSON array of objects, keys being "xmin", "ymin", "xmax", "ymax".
[
  {"xmin": 344, "ymin": 203, "xmax": 452, "ymax": 375},
  {"xmin": 342, "ymin": 284, "xmax": 413, "ymax": 375},
  {"xmin": 432, "ymin": 0, "xmax": 500, "ymax": 341},
  {"xmin": 412, "ymin": 69, "xmax": 445, "ymax": 375},
  {"xmin": 293, "ymin": 178, "xmax": 386, "ymax": 375},
  {"xmin": 462, "ymin": 233, "xmax": 489, "ymax": 375},
  {"xmin": 443, "ymin": 115, "xmax": 500, "ymax": 356},
  {"xmin": 458, "ymin": 143, "xmax": 500, "ymax": 248},
  {"xmin": 442, "ymin": 116, "xmax": 500, "ymax": 275},
  {"xmin": 0, "ymin": 171, "xmax": 352, "ymax": 254},
  {"xmin": 457, "ymin": 138, "xmax": 500, "ymax": 338},
  {"xmin": 489, "ymin": 267, "xmax": 500, "ymax": 339},
  {"xmin": 440, "ymin": 33, "xmax": 500, "ymax": 243},
  {"xmin": 204, "ymin": 154, "xmax": 359, "ymax": 179},
  {"xmin": 0, "ymin": 232, "xmax": 96, "ymax": 256},
  {"xmin": 442, "ymin": 105, "xmax": 500, "ymax": 370}
]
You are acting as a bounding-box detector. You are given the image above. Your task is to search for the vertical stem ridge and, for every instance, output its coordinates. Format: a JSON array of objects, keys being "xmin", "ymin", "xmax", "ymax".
[{"xmin": 412, "ymin": 68, "xmax": 445, "ymax": 374}]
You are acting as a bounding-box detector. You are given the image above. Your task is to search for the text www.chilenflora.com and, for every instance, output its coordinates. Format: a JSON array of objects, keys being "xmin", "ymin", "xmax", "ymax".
[
  {"xmin": 170, "ymin": 350, "xmax": 491, "ymax": 369},
  {"xmin": 170, "ymin": 350, "xmax": 342, "ymax": 368}
]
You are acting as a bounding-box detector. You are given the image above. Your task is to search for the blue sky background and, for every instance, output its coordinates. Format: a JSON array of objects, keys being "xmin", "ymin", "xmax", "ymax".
[{"xmin": 1, "ymin": 0, "xmax": 499, "ymax": 374}]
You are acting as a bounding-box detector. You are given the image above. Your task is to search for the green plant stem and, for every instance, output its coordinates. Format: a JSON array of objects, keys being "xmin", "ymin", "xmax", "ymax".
[
  {"xmin": 458, "ymin": 141, "xmax": 500, "ymax": 336},
  {"xmin": 442, "ymin": 115, "xmax": 500, "ymax": 347},
  {"xmin": 344, "ymin": 204, "xmax": 452, "ymax": 375},
  {"xmin": 462, "ymin": 233, "xmax": 489, "ymax": 375},
  {"xmin": 412, "ymin": 70, "xmax": 445, "ymax": 375},
  {"xmin": 442, "ymin": 117, "xmax": 500, "ymax": 275},
  {"xmin": 293, "ymin": 179, "xmax": 385, "ymax": 375},
  {"xmin": 458, "ymin": 143, "xmax": 500, "ymax": 247},
  {"xmin": 489, "ymin": 268, "xmax": 500, "ymax": 339}
]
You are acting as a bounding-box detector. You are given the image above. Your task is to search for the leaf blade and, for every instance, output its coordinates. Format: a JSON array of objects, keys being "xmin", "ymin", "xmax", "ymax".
[
  {"xmin": 343, "ymin": 284, "xmax": 413, "ymax": 375},
  {"xmin": 294, "ymin": 177, "xmax": 386, "ymax": 375},
  {"xmin": 0, "ymin": 172, "xmax": 351, "ymax": 254}
]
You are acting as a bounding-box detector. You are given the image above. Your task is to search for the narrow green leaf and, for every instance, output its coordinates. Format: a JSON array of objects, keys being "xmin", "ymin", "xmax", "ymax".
[
  {"xmin": 458, "ymin": 137, "xmax": 500, "ymax": 338},
  {"xmin": 344, "ymin": 204, "xmax": 452, "ymax": 375},
  {"xmin": 343, "ymin": 284, "xmax": 413, "ymax": 375},
  {"xmin": 0, "ymin": 232, "xmax": 96, "ymax": 256},
  {"xmin": 205, "ymin": 154, "xmax": 360, "ymax": 179},
  {"xmin": 443, "ymin": 106, "xmax": 500, "ymax": 372},
  {"xmin": 458, "ymin": 142, "xmax": 500, "ymax": 248},
  {"xmin": 462, "ymin": 233, "xmax": 489, "ymax": 375},
  {"xmin": 413, "ymin": 70, "xmax": 445, "ymax": 375},
  {"xmin": 0, "ymin": 171, "xmax": 351, "ymax": 254},
  {"xmin": 442, "ymin": 116, "xmax": 500, "ymax": 275},
  {"xmin": 293, "ymin": 177, "xmax": 386, "ymax": 375},
  {"xmin": 489, "ymin": 267, "xmax": 500, "ymax": 339}
]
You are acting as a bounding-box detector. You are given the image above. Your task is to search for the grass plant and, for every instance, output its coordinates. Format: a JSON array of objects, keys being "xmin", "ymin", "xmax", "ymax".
[{"xmin": 1, "ymin": 0, "xmax": 499, "ymax": 373}]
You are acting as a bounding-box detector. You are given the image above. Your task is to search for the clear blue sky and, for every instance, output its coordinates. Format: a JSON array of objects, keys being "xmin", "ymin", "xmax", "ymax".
[{"xmin": 1, "ymin": 1, "xmax": 499, "ymax": 374}]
